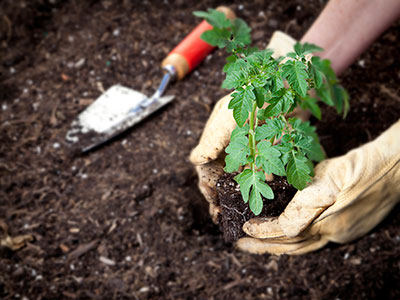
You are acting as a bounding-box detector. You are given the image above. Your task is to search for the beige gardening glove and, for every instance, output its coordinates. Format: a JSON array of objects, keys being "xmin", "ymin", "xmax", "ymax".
[
  {"xmin": 190, "ymin": 31, "xmax": 298, "ymax": 223},
  {"xmin": 237, "ymin": 120, "xmax": 400, "ymax": 255}
]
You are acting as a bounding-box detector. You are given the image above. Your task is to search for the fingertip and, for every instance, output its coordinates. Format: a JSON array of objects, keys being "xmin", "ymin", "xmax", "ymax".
[
  {"xmin": 242, "ymin": 217, "xmax": 284, "ymax": 239},
  {"xmin": 189, "ymin": 146, "xmax": 215, "ymax": 165}
]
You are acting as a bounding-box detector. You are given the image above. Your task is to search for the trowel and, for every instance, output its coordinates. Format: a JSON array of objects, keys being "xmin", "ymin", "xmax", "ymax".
[{"xmin": 66, "ymin": 6, "xmax": 235, "ymax": 152}]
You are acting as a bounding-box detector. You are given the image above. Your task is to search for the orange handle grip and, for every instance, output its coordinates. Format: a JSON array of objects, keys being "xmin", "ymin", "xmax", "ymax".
[{"xmin": 161, "ymin": 6, "xmax": 235, "ymax": 80}]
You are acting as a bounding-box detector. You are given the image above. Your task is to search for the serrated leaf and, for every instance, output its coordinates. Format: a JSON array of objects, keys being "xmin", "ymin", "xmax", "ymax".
[
  {"xmin": 272, "ymin": 72, "xmax": 284, "ymax": 93},
  {"xmin": 275, "ymin": 142, "xmax": 293, "ymax": 165},
  {"xmin": 276, "ymin": 88, "xmax": 295, "ymax": 113},
  {"xmin": 286, "ymin": 52, "xmax": 297, "ymax": 59},
  {"xmin": 228, "ymin": 87, "xmax": 254, "ymax": 127},
  {"xmin": 200, "ymin": 28, "xmax": 231, "ymax": 48},
  {"xmin": 309, "ymin": 62, "xmax": 323, "ymax": 89},
  {"xmin": 223, "ymin": 55, "xmax": 238, "ymax": 73},
  {"xmin": 316, "ymin": 84, "xmax": 334, "ymax": 106},
  {"xmin": 234, "ymin": 169, "xmax": 274, "ymax": 215},
  {"xmin": 249, "ymin": 49, "xmax": 274, "ymax": 65},
  {"xmin": 255, "ymin": 119, "xmax": 285, "ymax": 141},
  {"xmin": 294, "ymin": 43, "xmax": 303, "ymax": 57},
  {"xmin": 295, "ymin": 136, "xmax": 325, "ymax": 162},
  {"xmin": 311, "ymin": 56, "xmax": 337, "ymax": 83},
  {"xmin": 230, "ymin": 124, "xmax": 249, "ymax": 140},
  {"xmin": 193, "ymin": 9, "xmax": 231, "ymax": 28},
  {"xmin": 224, "ymin": 126, "xmax": 250, "ymax": 172},
  {"xmin": 256, "ymin": 141, "xmax": 286, "ymax": 176},
  {"xmin": 286, "ymin": 151, "xmax": 312, "ymax": 190},
  {"xmin": 263, "ymin": 97, "xmax": 282, "ymax": 118},
  {"xmin": 222, "ymin": 70, "xmax": 246, "ymax": 89},
  {"xmin": 257, "ymin": 109, "xmax": 266, "ymax": 121},
  {"xmin": 282, "ymin": 60, "xmax": 308, "ymax": 97},
  {"xmin": 254, "ymin": 87, "xmax": 266, "ymax": 108},
  {"xmin": 301, "ymin": 43, "xmax": 323, "ymax": 55},
  {"xmin": 290, "ymin": 118, "xmax": 319, "ymax": 142},
  {"xmin": 301, "ymin": 96, "xmax": 321, "ymax": 120},
  {"xmin": 242, "ymin": 47, "xmax": 260, "ymax": 56},
  {"xmin": 231, "ymin": 18, "xmax": 251, "ymax": 46}
]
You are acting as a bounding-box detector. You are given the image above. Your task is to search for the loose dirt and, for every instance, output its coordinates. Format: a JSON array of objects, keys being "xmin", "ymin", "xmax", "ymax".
[{"xmin": 1, "ymin": 0, "xmax": 399, "ymax": 299}]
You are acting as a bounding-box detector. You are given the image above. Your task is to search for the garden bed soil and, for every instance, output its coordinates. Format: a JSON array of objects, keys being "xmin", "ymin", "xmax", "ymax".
[{"xmin": 1, "ymin": 0, "xmax": 400, "ymax": 299}]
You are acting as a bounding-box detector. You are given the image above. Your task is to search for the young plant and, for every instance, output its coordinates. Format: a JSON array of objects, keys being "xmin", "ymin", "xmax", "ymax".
[{"xmin": 194, "ymin": 9, "xmax": 349, "ymax": 215}]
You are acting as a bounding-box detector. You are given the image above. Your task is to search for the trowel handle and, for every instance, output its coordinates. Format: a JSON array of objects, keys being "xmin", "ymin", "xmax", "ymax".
[{"xmin": 161, "ymin": 6, "xmax": 236, "ymax": 80}]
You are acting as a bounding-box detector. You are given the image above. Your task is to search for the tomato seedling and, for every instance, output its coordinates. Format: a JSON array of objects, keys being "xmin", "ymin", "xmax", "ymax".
[{"xmin": 194, "ymin": 9, "xmax": 349, "ymax": 215}]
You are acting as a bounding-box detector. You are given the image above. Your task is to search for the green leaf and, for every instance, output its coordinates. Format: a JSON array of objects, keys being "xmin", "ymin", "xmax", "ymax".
[
  {"xmin": 294, "ymin": 43, "xmax": 303, "ymax": 57},
  {"xmin": 263, "ymin": 97, "xmax": 282, "ymax": 118},
  {"xmin": 235, "ymin": 169, "xmax": 274, "ymax": 215},
  {"xmin": 200, "ymin": 28, "xmax": 231, "ymax": 48},
  {"xmin": 255, "ymin": 118, "xmax": 285, "ymax": 141},
  {"xmin": 301, "ymin": 43, "xmax": 323, "ymax": 55},
  {"xmin": 311, "ymin": 57, "xmax": 337, "ymax": 83},
  {"xmin": 295, "ymin": 136, "xmax": 325, "ymax": 162},
  {"xmin": 222, "ymin": 70, "xmax": 246, "ymax": 89},
  {"xmin": 271, "ymin": 72, "xmax": 284, "ymax": 93},
  {"xmin": 256, "ymin": 141, "xmax": 286, "ymax": 176},
  {"xmin": 309, "ymin": 62, "xmax": 323, "ymax": 89},
  {"xmin": 282, "ymin": 60, "xmax": 308, "ymax": 97},
  {"xmin": 301, "ymin": 96, "xmax": 321, "ymax": 120},
  {"xmin": 228, "ymin": 86, "xmax": 254, "ymax": 127},
  {"xmin": 290, "ymin": 118, "xmax": 319, "ymax": 142},
  {"xmin": 274, "ymin": 142, "xmax": 293, "ymax": 165},
  {"xmin": 305, "ymin": 160, "xmax": 315, "ymax": 177},
  {"xmin": 254, "ymin": 87, "xmax": 266, "ymax": 108},
  {"xmin": 224, "ymin": 125, "xmax": 250, "ymax": 172},
  {"xmin": 332, "ymin": 84, "xmax": 350, "ymax": 118},
  {"xmin": 231, "ymin": 18, "xmax": 251, "ymax": 46},
  {"xmin": 223, "ymin": 55, "xmax": 238, "ymax": 73},
  {"xmin": 316, "ymin": 84, "xmax": 334, "ymax": 106},
  {"xmin": 249, "ymin": 49, "xmax": 274, "ymax": 65},
  {"xmin": 286, "ymin": 151, "xmax": 312, "ymax": 190},
  {"xmin": 275, "ymin": 88, "xmax": 295, "ymax": 113},
  {"xmin": 286, "ymin": 52, "xmax": 297, "ymax": 59},
  {"xmin": 193, "ymin": 9, "xmax": 231, "ymax": 28}
]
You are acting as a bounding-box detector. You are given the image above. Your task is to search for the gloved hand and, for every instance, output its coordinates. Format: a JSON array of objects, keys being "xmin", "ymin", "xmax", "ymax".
[
  {"xmin": 190, "ymin": 31, "xmax": 297, "ymax": 223},
  {"xmin": 237, "ymin": 120, "xmax": 400, "ymax": 255}
]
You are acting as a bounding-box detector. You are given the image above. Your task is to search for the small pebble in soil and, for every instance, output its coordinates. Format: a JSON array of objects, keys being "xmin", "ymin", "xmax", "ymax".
[{"xmin": 113, "ymin": 28, "xmax": 120, "ymax": 36}]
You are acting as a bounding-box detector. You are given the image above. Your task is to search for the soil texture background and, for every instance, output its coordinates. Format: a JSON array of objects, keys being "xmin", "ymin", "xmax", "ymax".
[{"xmin": 1, "ymin": 0, "xmax": 399, "ymax": 299}]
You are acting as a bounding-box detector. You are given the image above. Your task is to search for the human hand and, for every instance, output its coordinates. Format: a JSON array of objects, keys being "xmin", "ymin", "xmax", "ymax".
[{"xmin": 237, "ymin": 120, "xmax": 400, "ymax": 254}]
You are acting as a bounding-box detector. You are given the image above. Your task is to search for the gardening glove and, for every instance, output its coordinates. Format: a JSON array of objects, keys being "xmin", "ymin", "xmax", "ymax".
[
  {"xmin": 190, "ymin": 31, "xmax": 297, "ymax": 223},
  {"xmin": 237, "ymin": 120, "xmax": 400, "ymax": 255}
]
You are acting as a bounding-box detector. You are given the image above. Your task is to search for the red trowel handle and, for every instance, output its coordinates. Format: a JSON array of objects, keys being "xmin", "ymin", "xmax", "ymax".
[{"xmin": 161, "ymin": 6, "xmax": 236, "ymax": 80}]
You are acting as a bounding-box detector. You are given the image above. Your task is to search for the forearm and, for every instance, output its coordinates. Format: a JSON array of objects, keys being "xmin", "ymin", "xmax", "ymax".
[{"xmin": 300, "ymin": 0, "xmax": 400, "ymax": 75}]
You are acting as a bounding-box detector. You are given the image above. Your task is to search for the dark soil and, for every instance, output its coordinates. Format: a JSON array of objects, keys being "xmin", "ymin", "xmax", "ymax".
[
  {"xmin": 1, "ymin": 0, "xmax": 399, "ymax": 299},
  {"xmin": 217, "ymin": 174, "xmax": 296, "ymax": 243}
]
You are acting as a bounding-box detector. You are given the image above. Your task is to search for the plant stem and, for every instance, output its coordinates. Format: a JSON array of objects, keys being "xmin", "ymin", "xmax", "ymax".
[{"xmin": 249, "ymin": 101, "xmax": 258, "ymax": 172}]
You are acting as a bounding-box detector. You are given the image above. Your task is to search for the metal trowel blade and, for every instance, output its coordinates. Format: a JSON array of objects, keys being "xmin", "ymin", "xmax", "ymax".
[{"xmin": 65, "ymin": 85, "xmax": 174, "ymax": 152}]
